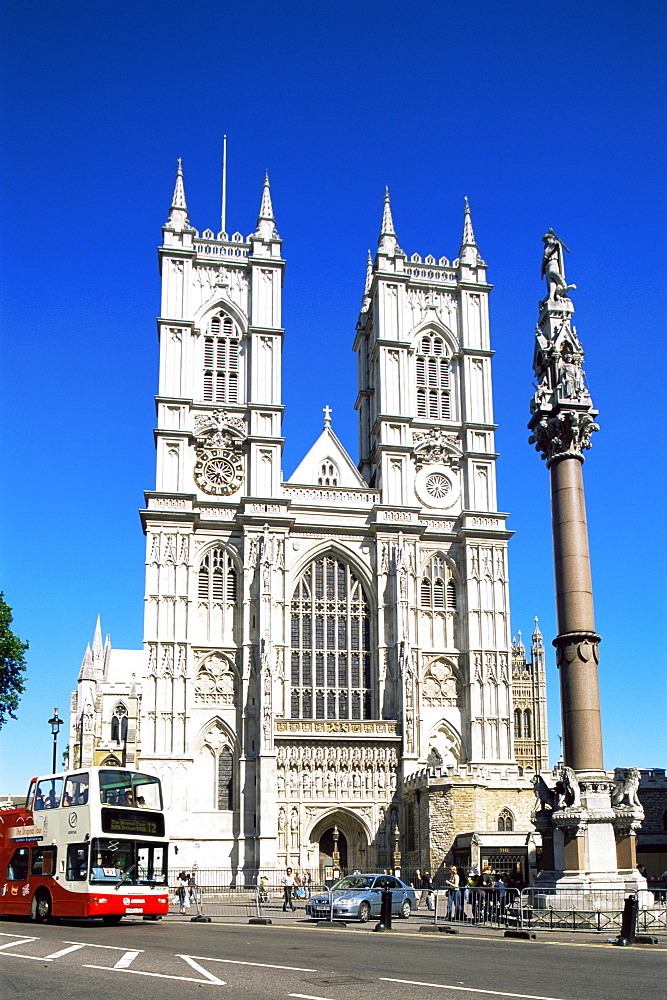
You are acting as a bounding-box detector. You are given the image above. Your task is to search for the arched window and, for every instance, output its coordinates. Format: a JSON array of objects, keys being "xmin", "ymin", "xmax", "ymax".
[
  {"xmin": 416, "ymin": 334, "xmax": 451, "ymax": 420},
  {"xmin": 317, "ymin": 460, "xmax": 339, "ymax": 486},
  {"xmin": 498, "ymin": 808, "xmax": 514, "ymax": 832},
  {"xmin": 203, "ymin": 314, "xmax": 240, "ymax": 403},
  {"xmin": 290, "ymin": 554, "xmax": 372, "ymax": 720},
  {"xmin": 514, "ymin": 708, "xmax": 522, "ymax": 739},
  {"xmin": 217, "ymin": 747, "xmax": 234, "ymax": 810},
  {"xmin": 198, "ymin": 547, "xmax": 237, "ymax": 604},
  {"xmin": 523, "ymin": 708, "xmax": 532, "ymax": 739},
  {"xmin": 420, "ymin": 555, "xmax": 457, "ymax": 611},
  {"xmin": 110, "ymin": 704, "xmax": 128, "ymax": 743}
]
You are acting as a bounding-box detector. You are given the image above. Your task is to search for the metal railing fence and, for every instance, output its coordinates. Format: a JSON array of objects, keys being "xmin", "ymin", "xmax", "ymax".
[
  {"xmin": 518, "ymin": 887, "xmax": 667, "ymax": 934},
  {"xmin": 432, "ymin": 887, "xmax": 521, "ymax": 928}
]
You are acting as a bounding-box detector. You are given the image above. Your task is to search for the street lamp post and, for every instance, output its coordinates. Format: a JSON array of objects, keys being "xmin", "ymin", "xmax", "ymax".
[{"xmin": 47, "ymin": 708, "xmax": 63, "ymax": 774}]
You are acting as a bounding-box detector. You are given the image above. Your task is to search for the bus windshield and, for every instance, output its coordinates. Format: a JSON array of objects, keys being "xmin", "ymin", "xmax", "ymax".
[
  {"xmin": 98, "ymin": 770, "xmax": 162, "ymax": 810},
  {"xmin": 89, "ymin": 838, "xmax": 168, "ymax": 886}
]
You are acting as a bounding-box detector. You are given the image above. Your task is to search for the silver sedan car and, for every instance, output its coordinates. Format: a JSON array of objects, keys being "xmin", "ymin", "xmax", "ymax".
[{"xmin": 305, "ymin": 873, "xmax": 417, "ymax": 922}]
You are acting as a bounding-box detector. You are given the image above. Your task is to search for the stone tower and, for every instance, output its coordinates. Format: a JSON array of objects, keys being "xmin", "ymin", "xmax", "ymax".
[{"xmin": 69, "ymin": 166, "xmax": 549, "ymax": 880}]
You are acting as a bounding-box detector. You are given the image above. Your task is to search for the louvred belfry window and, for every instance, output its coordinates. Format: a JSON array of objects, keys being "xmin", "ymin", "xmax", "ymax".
[
  {"xmin": 416, "ymin": 334, "xmax": 450, "ymax": 419},
  {"xmin": 203, "ymin": 315, "xmax": 239, "ymax": 403},
  {"xmin": 290, "ymin": 555, "xmax": 372, "ymax": 720},
  {"xmin": 198, "ymin": 547, "xmax": 237, "ymax": 604}
]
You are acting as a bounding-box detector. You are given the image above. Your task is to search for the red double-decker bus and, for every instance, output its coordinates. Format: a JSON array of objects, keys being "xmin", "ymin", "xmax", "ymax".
[{"xmin": 0, "ymin": 766, "xmax": 169, "ymax": 923}]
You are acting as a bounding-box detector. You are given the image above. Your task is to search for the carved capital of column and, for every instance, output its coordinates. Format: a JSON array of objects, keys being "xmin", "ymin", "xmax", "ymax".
[
  {"xmin": 553, "ymin": 632, "xmax": 601, "ymax": 667},
  {"xmin": 528, "ymin": 408, "xmax": 599, "ymax": 466}
]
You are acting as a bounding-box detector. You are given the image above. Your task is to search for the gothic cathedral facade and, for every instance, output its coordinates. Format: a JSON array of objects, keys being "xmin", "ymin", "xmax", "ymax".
[{"xmin": 69, "ymin": 164, "xmax": 548, "ymax": 878}]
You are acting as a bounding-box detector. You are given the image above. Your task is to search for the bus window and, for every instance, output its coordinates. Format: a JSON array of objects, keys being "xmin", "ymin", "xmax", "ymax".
[
  {"xmin": 132, "ymin": 774, "xmax": 162, "ymax": 810},
  {"xmin": 25, "ymin": 779, "xmax": 37, "ymax": 811},
  {"xmin": 35, "ymin": 778, "xmax": 63, "ymax": 809},
  {"xmin": 66, "ymin": 844, "xmax": 89, "ymax": 881},
  {"xmin": 137, "ymin": 844, "xmax": 169, "ymax": 885},
  {"xmin": 64, "ymin": 773, "xmax": 89, "ymax": 806},
  {"xmin": 7, "ymin": 847, "xmax": 29, "ymax": 881},
  {"xmin": 31, "ymin": 847, "xmax": 57, "ymax": 877}
]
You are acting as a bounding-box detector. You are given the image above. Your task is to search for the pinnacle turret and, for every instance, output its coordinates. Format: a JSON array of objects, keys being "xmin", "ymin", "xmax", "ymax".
[
  {"xmin": 255, "ymin": 172, "xmax": 279, "ymax": 240},
  {"xmin": 532, "ymin": 616, "xmax": 543, "ymax": 644},
  {"xmin": 165, "ymin": 158, "xmax": 191, "ymax": 232},
  {"xmin": 459, "ymin": 196, "xmax": 480, "ymax": 265},
  {"xmin": 378, "ymin": 187, "xmax": 400, "ymax": 254},
  {"xmin": 78, "ymin": 644, "xmax": 95, "ymax": 682}
]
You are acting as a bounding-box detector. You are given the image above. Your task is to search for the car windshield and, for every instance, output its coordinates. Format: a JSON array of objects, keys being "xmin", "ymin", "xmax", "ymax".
[{"xmin": 333, "ymin": 876, "xmax": 374, "ymax": 890}]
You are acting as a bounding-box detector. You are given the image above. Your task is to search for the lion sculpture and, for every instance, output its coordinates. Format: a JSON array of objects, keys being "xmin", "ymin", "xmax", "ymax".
[
  {"xmin": 532, "ymin": 774, "xmax": 556, "ymax": 811},
  {"xmin": 611, "ymin": 766, "xmax": 642, "ymax": 808}
]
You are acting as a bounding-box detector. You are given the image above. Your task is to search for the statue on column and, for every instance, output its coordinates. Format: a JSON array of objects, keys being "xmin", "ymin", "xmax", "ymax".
[{"xmin": 541, "ymin": 229, "xmax": 576, "ymax": 301}]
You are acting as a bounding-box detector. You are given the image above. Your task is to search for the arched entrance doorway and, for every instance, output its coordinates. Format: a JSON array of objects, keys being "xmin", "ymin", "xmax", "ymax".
[
  {"xmin": 310, "ymin": 811, "xmax": 369, "ymax": 878},
  {"xmin": 319, "ymin": 827, "xmax": 348, "ymax": 869}
]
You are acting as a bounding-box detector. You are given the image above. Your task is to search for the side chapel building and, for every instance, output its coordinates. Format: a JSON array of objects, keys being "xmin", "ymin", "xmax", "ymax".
[{"xmin": 69, "ymin": 163, "xmax": 549, "ymax": 880}]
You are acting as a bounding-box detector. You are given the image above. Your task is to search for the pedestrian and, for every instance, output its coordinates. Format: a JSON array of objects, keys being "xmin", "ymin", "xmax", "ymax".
[
  {"xmin": 177, "ymin": 871, "xmax": 187, "ymax": 914},
  {"xmin": 302, "ymin": 869, "xmax": 312, "ymax": 898},
  {"xmin": 418, "ymin": 868, "xmax": 434, "ymax": 910},
  {"xmin": 282, "ymin": 867, "xmax": 296, "ymax": 911},
  {"xmin": 444, "ymin": 865, "xmax": 461, "ymax": 920},
  {"xmin": 188, "ymin": 871, "xmax": 197, "ymax": 906}
]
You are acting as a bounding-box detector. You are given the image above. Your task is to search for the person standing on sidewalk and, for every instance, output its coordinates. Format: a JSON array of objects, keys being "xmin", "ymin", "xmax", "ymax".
[
  {"xmin": 418, "ymin": 868, "xmax": 434, "ymax": 910},
  {"xmin": 282, "ymin": 867, "xmax": 296, "ymax": 911}
]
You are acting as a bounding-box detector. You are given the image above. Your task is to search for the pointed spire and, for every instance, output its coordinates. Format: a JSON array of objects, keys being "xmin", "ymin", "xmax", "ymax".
[
  {"xmin": 378, "ymin": 187, "xmax": 400, "ymax": 254},
  {"xmin": 165, "ymin": 158, "xmax": 191, "ymax": 232},
  {"xmin": 255, "ymin": 172, "xmax": 278, "ymax": 240},
  {"xmin": 458, "ymin": 195, "xmax": 480, "ymax": 265},
  {"xmin": 92, "ymin": 615, "xmax": 103, "ymax": 657},
  {"xmin": 78, "ymin": 644, "xmax": 94, "ymax": 682},
  {"xmin": 532, "ymin": 616, "xmax": 543, "ymax": 643}
]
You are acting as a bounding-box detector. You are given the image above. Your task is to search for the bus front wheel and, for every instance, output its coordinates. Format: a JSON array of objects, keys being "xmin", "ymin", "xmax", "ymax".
[{"xmin": 31, "ymin": 890, "xmax": 52, "ymax": 923}]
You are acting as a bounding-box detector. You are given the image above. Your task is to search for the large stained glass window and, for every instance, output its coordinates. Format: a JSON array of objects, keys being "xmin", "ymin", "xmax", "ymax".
[{"xmin": 290, "ymin": 555, "xmax": 372, "ymax": 720}]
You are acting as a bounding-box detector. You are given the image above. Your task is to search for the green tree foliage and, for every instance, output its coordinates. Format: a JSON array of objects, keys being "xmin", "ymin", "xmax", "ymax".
[{"xmin": 0, "ymin": 594, "xmax": 28, "ymax": 728}]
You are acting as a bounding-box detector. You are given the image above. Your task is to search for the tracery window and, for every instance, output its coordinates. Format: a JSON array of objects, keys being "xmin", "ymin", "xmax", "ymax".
[
  {"xmin": 198, "ymin": 547, "xmax": 237, "ymax": 604},
  {"xmin": 497, "ymin": 808, "xmax": 514, "ymax": 832},
  {"xmin": 317, "ymin": 460, "xmax": 339, "ymax": 486},
  {"xmin": 290, "ymin": 555, "xmax": 372, "ymax": 720},
  {"xmin": 110, "ymin": 704, "xmax": 128, "ymax": 743},
  {"xmin": 416, "ymin": 334, "xmax": 451, "ymax": 420},
  {"xmin": 203, "ymin": 314, "xmax": 239, "ymax": 403},
  {"xmin": 420, "ymin": 554, "xmax": 457, "ymax": 610},
  {"xmin": 523, "ymin": 708, "xmax": 532, "ymax": 739},
  {"xmin": 514, "ymin": 708, "xmax": 522, "ymax": 738}
]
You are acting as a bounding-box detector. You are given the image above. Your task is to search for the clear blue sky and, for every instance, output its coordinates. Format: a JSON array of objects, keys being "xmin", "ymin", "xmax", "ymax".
[{"xmin": 1, "ymin": 1, "xmax": 665, "ymax": 795}]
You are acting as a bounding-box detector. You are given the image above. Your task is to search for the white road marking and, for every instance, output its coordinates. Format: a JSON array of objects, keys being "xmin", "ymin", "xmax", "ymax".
[
  {"xmin": 182, "ymin": 953, "xmax": 317, "ymax": 972},
  {"xmin": 114, "ymin": 949, "xmax": 141, "ymax": 969},
  {"xmin": 179, "ymin": 955, "xmax": 227, "ymax": 984},
  {"xmin": 64, "ymin": 940, "xmax": 143, "ymax": 950},
  {"xmin": 83, "ymin": 964, "xmax": 224, "ymax": 984},
  {"xmin": 0, "ymin": 936, "xmax": 39, "ymax": 952},
  {"xmin": 381, "ymin": 979, "xmax": 566, "ymax": 1000},
  {"xmin": 289, "ymin": 994, "xmax": 336, "ymax": 1000},
  {"xmin": 44, "ymin": 944, "xmax": 87, "ymax": 959}
]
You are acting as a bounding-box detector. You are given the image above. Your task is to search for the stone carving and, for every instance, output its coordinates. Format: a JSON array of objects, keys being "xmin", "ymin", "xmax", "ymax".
[
  {"xmin": 194, "ymin": 654, "xmax": 236, "ymax": 705},
  {"xmin": 611, "ymin": 766, "xmax": 642, "ymax": 808},
  {"xmin": 275, "ymin": 742, "xmax": 398, "ymax": 801},
  {"xmin": 541, "ymin": 229, "xmax": 576, "ymax": 302},
  {"xmin": 529, "ymin": 409, "xmax": 599, "ymax": 464},
  {"xmin": 413, "ymin": 429, "xmax": 462, "ymax": 471},
  {"xmin": 557, "ymin": 766, "xmax": 581, "ymax": 809},
  {"xmin": 532, "ymin": 773, "xmax": 556, "ymax": 812},
  {"xmin": 422, "ymin": 659, "xmax": 459, "ymax": 707}
]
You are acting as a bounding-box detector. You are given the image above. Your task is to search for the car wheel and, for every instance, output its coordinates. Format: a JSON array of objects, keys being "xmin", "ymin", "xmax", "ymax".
[
  {"xmin": 400, "ymin": 899, "xmax": 411, "ymax": 919},
  {"xmin": 31, "ymin": 891, "xmax": 52, "ymax": 923},
  {"xmin": 102, "ymin": 915, "xmax": 123, "ymax": 925},
  {"xmin": 358, "ymin": 901, "xmax": 371, "ymax": 923}
]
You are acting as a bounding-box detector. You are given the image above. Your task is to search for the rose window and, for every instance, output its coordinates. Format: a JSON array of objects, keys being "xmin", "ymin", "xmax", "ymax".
[{"xmin": 425, "ymin": 473, "xmax": 451, "ymax": 499}]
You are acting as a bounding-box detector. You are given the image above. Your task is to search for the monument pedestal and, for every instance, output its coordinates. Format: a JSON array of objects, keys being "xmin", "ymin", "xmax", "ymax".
[{"xmin": 533, "ymin": 769, "xmax": 645, "ymax": 892}]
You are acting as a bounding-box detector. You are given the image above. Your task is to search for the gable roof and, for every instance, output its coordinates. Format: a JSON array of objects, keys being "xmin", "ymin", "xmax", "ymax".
[{"xmin": 286, "ymin": 425, "xmax": 367, "ymax": 488}]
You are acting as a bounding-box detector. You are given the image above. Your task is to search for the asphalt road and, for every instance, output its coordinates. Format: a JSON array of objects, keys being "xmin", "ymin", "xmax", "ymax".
[{"xmin": 0, "ymin": 916, "xmax": 664, "ymax": 1000}]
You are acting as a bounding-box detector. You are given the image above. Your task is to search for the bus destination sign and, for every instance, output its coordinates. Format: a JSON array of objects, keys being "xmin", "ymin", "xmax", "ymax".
[{"xmin": 101, "ymin": 808, "xmax": 165, "ymax": 838}]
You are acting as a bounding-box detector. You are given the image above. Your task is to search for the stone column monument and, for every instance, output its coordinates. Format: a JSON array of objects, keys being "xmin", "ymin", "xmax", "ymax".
[{"xmin": 528, "ymin": 231, "xmax": 644, "ymax": 890}]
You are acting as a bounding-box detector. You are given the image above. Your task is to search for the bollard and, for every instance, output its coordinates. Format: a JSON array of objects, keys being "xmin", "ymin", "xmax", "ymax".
[
  {"xmin": 374, "ymin": 889, "xmax": 393, "ymax": 932},
  {"xmin": 615, "ymin": 894, "xmax": 638, "ymax": 946}
]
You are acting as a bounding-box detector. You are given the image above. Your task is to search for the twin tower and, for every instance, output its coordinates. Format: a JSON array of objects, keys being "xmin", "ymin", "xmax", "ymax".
[{"xmin": 70, "ymin": 163, "xmax": 547, "ymax": 877}]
